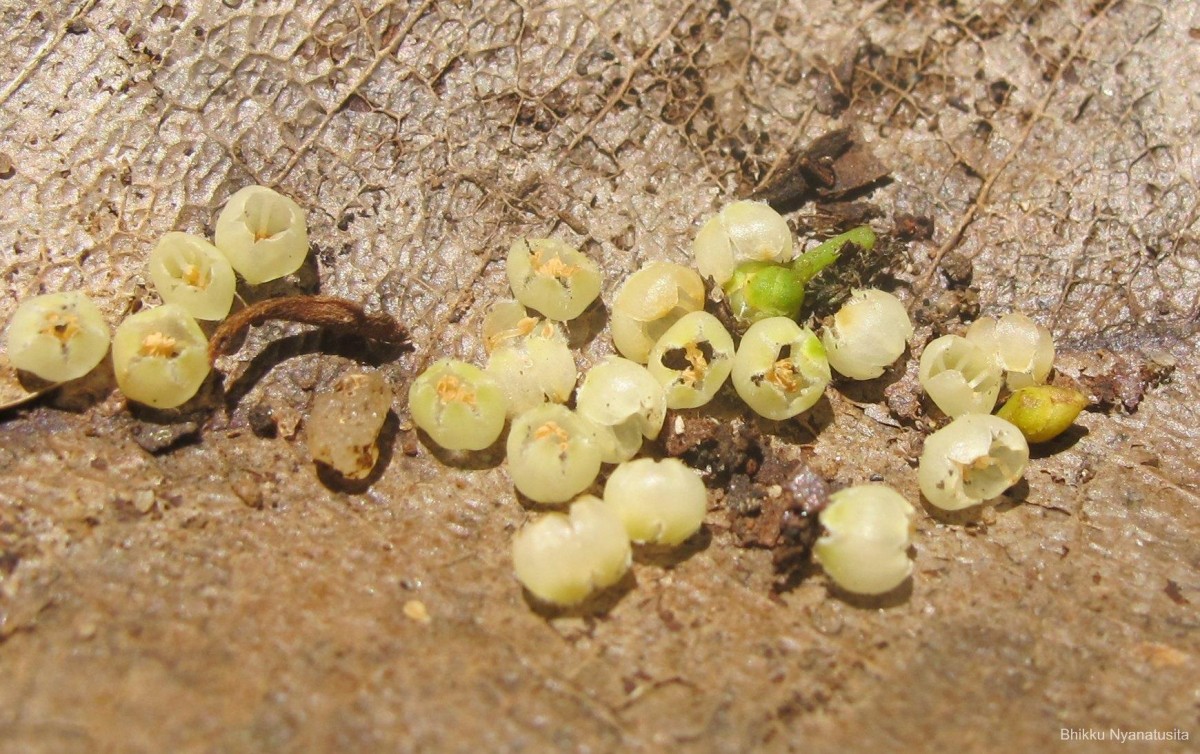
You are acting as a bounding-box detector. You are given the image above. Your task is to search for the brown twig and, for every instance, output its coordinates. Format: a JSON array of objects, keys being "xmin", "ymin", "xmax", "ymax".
[{"xmin": 208, "ymin": 296, "xmax": 409, "ymax": 364}]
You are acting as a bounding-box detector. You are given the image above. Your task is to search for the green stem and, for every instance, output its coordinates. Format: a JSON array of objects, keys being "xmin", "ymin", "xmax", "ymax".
[{"xmin": 792, "ymin": 226, "xmax": 876, "ymax": 285}]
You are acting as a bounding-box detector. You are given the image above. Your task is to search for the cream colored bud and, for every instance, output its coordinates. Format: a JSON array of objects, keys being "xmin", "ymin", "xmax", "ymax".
[
  {"xmin": 693, "ymin": 200, "xmax": 794, "ymax": 285},
  {"xmin": 512, "ymin": 496, "xmax": 632, "ymax": 605},
  {"xmin": 575, "ymin": 357, "xmax": 666, "ymax": 463},
  {"xmin": 603, "ymin": 458, "xmax": 707, "ymax": 545},
  {"xmin": 485, "ymin": 317, "xmax": 577, "ymax": 417},
  {"xmin": 822, "ymin": 289, "xmax": 913, "ymax": 380},
  {"xmin": 610, "ymin": 262, "xmax": 706, "ymax": 363},
  {"xmin": 814, "ymin": 484, "xmax": 915, "ymax": 595},
  {"xmin": 965, "ymin": 312, "xmax": 1054, "ymax": 389}
]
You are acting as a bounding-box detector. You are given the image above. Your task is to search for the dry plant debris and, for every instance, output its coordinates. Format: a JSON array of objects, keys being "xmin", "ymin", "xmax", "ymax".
[{"xmin": 208, "ymin": 296, "xmax": 409, "ymax": 364}]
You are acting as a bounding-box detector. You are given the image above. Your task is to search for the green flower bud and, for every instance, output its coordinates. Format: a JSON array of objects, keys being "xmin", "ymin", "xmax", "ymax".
[
  {"xmin": 725, "ymin": 262, "xmax": 807, "ymax": 323},
  {"xmin": 721, "ymin": 226, "xmax": 877, "ymax": 326},
  {"xmin": 995, "ymin": 385, "xmax": 1088, "ymax": 443}
]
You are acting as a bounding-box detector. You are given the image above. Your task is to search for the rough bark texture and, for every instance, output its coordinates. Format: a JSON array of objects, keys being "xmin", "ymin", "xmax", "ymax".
[{"xmin": 1, "ymin": 1, "xmax": 1198, "ymax": 752}]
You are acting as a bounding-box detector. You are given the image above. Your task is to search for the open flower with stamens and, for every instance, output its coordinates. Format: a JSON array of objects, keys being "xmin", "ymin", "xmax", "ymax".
[
  {"xmin": 148, "ymin": 232, "xmax": 236, "ymax": 320},
  {"xmin": 112, "ymin": 304, "xmax": 209, "ymax": 408},
  {"xmin": 484, "ymin": 301, "xmax": 577, "ymax": 417},
  {"xmin": 918, "ymin": 414, "xmax": 1029, "ymax": 510},
  {"xmin": 482, "ymin": 299, "xmax": 541, "ymax": 354},
  {"xmin": 732, "ymin": 317, "xmax": 830, "ymax": 420},
  {"xmin": 507, "ymin": 404, "xmax": 602, "ymax": 503},
  {"xmin": 409, "ymin": 359, "xmax": 506, "ymax": 451},
  {"xmin": 4, "ymin": 292, "xmax": 110, "ymax": 382},
  {"xmin": 506, "ymin": 238, "xmax": 601, "ymax": 321},
  {"xmin": 214, "ymin": 185, "xmax": 309, "ymax": 284},
  {"xmin": 646, "ymin": 311, "xmax": 734, "ymax": 409}
]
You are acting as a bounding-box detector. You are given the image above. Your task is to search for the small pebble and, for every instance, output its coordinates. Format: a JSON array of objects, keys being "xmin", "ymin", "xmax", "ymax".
[
  {"xmin": 130, "ymin": 420, "xmax": 199, "ymax": 454},
  {"xmin": 132, "ymin": 489, "xmax": 156, "ymax": 513},
  {"xmin": 229, "ymin": 470, "xmax": 263, "ymax": 509},
  {"xmin": 403, "ymin": 599, "xmax": 431, "ymax": 624},
  {"xmin": 274, "ymin": 406, "xmax": 302, "ymax": 439},
  {"xmin": 75, "ymin": 615, "xmax": 98, "ymax": 640},
  {"xmin": 247, "ymin": 403, "xmax": 277, "ymax": 438}
]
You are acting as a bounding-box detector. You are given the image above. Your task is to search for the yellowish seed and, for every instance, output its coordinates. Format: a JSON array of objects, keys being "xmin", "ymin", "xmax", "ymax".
[
  {"xmin": 403, "ymin": 600, "xmax": 432, "ymax": 624},
  {"xmin": 308, "ymin": 369, "xmax": 392, "ymax": 479}
]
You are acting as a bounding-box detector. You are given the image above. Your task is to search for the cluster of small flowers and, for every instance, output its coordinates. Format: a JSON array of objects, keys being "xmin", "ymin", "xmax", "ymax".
[
  {"xmin": 3, "ymin": 186, "xmax": 307, "ymax": 409},
  {"xmin": 410, "ymin": 199, "xmax": 1087, "ymax": 605},
  {"xmin": 408, "ymin": 238, "xmax": 707, "ymax": 606},
  {"xmin": 4, "ymin": 183, "xmax": 1087, "ymax": 605}
]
